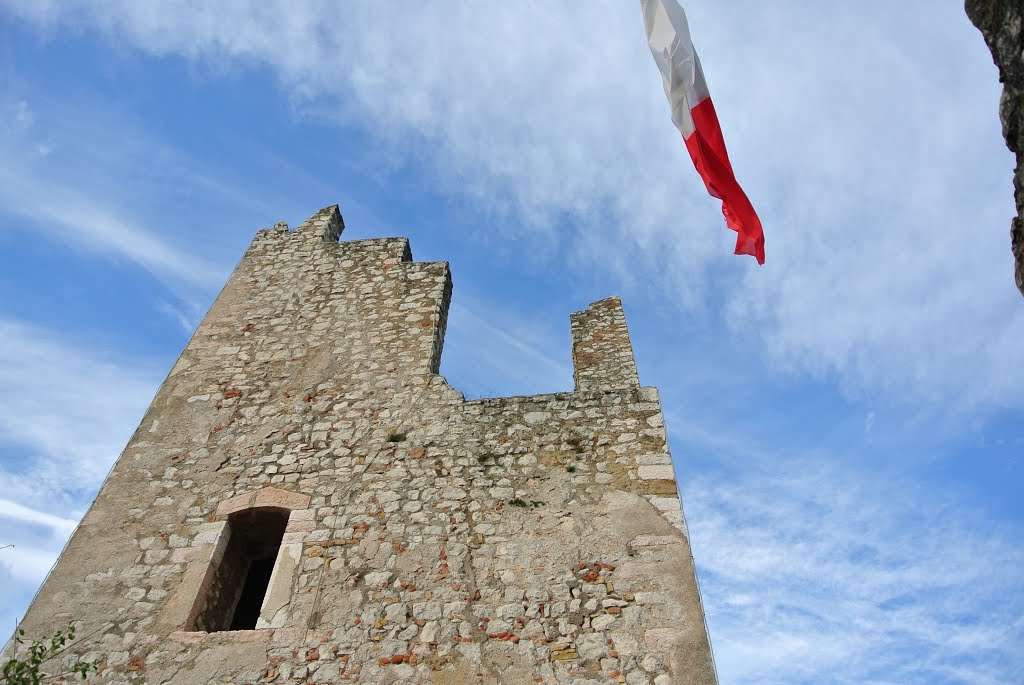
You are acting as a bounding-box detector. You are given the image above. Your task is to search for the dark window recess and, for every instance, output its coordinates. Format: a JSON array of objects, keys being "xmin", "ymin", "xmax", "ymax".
[
  {"xmin": 192, "ymin": 508, "xmax": 288, "ymax": 632},
  {"xmin": 230, "ymin": 557, "xmax": 277, "ymax": 629}
]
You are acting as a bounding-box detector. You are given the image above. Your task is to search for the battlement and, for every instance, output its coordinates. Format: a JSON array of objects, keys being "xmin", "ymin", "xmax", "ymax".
[
  {"xmin": 259, "ymin": 205, "xmax": 412, "ymax": 262},
  {"xmin": 244, "ymin": 206, "xmax": 642, "ymax": 394},
  {"xmin": 571, "ymin": 296, "xmax": 641, "ymax": 392},
  {"xmin": 294, "ymin": 203, "xmax": 344, "ymax": 242},
  {"xmin": 207, "ymin": 206, "xmax": 453, "ymax": 379},
  {"xmin": 239, "ymin": 205, "xmax": 643, "ymax": 393}
]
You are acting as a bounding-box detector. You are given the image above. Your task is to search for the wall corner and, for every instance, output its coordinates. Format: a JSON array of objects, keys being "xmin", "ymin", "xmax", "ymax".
[{"xmin": 295, "ymin": 204, "xmax": 344, "ymax": 242}]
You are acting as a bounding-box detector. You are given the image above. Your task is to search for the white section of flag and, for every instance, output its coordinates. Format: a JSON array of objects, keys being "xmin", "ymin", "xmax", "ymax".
[{"xmin": 641, "ymin": 0, "xmax": 710, "ymax": 138}]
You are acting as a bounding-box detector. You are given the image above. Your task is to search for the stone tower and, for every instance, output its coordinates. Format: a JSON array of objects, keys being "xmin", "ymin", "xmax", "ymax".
[{"xmin": 13, "ymin": 206, "xmax": 718, "ymax": 684}]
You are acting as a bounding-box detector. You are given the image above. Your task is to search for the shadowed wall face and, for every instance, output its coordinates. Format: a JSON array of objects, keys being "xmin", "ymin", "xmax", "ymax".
[
  {"xmin": 12, "ymin": 205, "xmax": 717, "ymax": 685},
  {"xmin": 966, "ymin": 0, "xmax": 1024, "ymax": 297}
]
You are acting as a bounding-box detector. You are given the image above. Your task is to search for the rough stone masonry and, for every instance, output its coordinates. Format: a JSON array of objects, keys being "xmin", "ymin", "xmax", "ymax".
[
  {"xmin": 11, "ymin": 205, "xmax": 718, "ymax": 684},
  {"xmin": 966, "ymin": 0, "xmax": 1024, "ymax": 297}
]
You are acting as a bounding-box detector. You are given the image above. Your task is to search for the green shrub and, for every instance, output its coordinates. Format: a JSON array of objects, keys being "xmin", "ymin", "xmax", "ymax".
[{"xmin": 3, "ymin": 623, "xmax": 97, "ymax": 684}]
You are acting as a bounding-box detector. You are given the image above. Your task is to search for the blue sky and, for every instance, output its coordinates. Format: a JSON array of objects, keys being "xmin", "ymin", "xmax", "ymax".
[{"xmin": 1, "ymin": 2, "xmax": 1022, "ymax": 683}]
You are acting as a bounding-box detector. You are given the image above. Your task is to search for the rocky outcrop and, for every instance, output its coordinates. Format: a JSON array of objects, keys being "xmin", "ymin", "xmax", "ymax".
[{"xmin": 966, "ymin": 0, "xmax": 1024, "ymax": 296}]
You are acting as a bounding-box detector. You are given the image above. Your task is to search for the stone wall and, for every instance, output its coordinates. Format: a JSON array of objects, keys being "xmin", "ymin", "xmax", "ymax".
[
  {"xmin": 966, "ymin": 0, "xmax": 1024, "ymax": 297},
  {"xmin": 11, "ymin": 205, "xmax": 717, "ymax": 684}
]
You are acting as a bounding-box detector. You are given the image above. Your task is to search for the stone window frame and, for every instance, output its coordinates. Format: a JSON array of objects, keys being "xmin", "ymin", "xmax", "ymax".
[{"xmin": 164, "ymin": 487, "xmax": 312, "ymax": 638}]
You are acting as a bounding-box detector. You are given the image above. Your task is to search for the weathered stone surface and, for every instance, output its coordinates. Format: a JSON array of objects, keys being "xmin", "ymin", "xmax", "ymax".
[
  {"xmin": 571, "ymin": 296, "xmax": 641, "ymax": 391},
  {"xmin": 966, "ymin": 0, "xmax": 1024, "ymax": 296},
  {"xmin": 10, "ymin": 205, "xmax": 717, "ymax": 684}
]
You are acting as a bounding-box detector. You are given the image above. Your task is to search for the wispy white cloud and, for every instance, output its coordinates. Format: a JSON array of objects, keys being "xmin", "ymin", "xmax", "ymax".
[
  {"xmin": 1, "ymin": 0, "xmax": 1019, "ymax": 411},
  {"xmin": 0, "ymin": 98, "xmax": 225, "ymax": 292},
  {"xmin": 0, "ymin": 498, "xmax": 76, "ymax": 591},
  {"xmin": 685, "ymin": 459, "xmax": 1024, "ymax": 685},
  {"xmin": 0, "ymin": 499, "xmax": 77, "ymax": 534},
  {"xmin": 0, "ymin": 318, "xmax": 159, "ymax": 629},
  {"xmin": 443, "ymin": 299, "xmax": 573, "ymax": 397},
  {"xmin": 0, "ymin": 544, "xmax": 59, "ymax": 586},
  {"xmin": 0, "ymin": 172, "xmax": 222, "ymax": 290},
  {"xmin": 0, "ymin": 318, "xmax": 159, "ymax": 503},
  {"xmin": 155, "ymin": 298, "xmax": 206, "ymax": 336}
]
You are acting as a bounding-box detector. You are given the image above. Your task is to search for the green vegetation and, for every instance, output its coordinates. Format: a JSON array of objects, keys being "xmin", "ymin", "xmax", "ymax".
[
  {"xmin": 386, "ymin": 430, "xmax": 406, "ymax": 443},
  {"xmin": 3, "ymin": 623, "xmax": 98, "ymax": 684}
]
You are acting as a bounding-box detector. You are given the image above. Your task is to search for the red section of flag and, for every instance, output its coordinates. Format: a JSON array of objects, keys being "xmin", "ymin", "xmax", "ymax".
[{"xmin": 684, "ymin": 97, "xmax": 765, "ymax": 265}]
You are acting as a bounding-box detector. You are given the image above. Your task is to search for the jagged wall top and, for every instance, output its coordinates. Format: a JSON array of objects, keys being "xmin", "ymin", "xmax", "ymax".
[
  {"xmin": 295, "ymin": 204, "xmax": 345, "ymax": 243},
  {"xmin": 250, "ymin": 204, "xmax": 642, "ymax": 395},
  {"xmin": 571, "ymin": 296, "xmax": 641, "ymax": 392},
  {"xmin": 221, "ymin": 204, "xmax": 452, "ymax": 379}
]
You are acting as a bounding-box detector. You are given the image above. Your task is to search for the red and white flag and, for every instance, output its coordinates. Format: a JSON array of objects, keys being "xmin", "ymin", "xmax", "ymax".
[{"xmin": 641, "ymin": 0, "xmax": 765, "ymax": 264}]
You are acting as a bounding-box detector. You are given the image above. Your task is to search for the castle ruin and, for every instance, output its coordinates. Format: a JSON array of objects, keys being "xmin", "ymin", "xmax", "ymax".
[{"xmin": 12, "ymin": 205, "xmax": 717, "ymax": 684}]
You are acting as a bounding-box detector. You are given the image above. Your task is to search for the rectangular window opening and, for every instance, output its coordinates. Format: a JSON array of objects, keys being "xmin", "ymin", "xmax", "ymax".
[{"xmin": 192, "ymin": 508, "xmax": 288, "ymax": 632}]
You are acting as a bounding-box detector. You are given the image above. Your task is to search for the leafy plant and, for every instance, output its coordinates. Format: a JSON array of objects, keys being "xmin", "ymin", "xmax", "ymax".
[
  {"xmin": 386, "ymin": 430, "xmax": 406, "ymax": 443},
  {"xmin": 3, "ymin": 623, "xmax": 97, "ymax": 684},
  {"xmin": 565, "ymin": 465, "xmax": 577, "ymax": 473}
]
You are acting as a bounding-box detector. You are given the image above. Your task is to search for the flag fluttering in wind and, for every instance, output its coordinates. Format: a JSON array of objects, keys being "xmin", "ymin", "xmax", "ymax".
[{"xmin": 641, "ymin": 0, "xmax": 765, "ymax": 264}]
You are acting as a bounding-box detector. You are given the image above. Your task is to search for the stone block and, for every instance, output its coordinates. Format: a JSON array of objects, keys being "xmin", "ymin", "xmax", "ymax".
[{"xmin": 637, "ymin": 465, "xmax": 675, "ymax": 481}]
